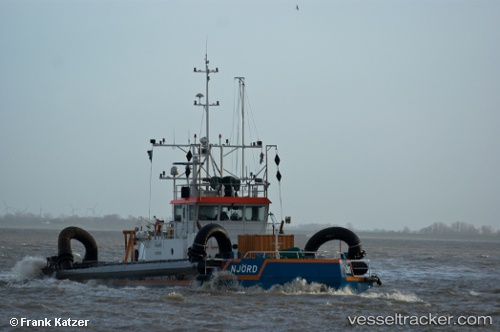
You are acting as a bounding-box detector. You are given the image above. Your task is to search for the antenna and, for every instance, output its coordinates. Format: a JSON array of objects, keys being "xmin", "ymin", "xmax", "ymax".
[
  {"xmin": 193, "ymin": 54, "xmax": 219, "ymax": 176},
  {"xmin": 235, "ymin": 77, "xmax": 245, "ymax": 178}
]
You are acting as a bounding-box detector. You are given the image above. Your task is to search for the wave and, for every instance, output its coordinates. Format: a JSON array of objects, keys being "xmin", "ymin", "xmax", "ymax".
[
  {"xmin": 269, "ymin": 279, "xmax": 426, "ymax": 304},
  {"xmin": 269, "ymin": 278, "xmax": 347, "ymax": 295},
  {"xmin": 197, "ymin": 276, "xmax": 374, "ymax": 296},
  {"xmin": 360, "ymin": 290, "xmax": 425, "ymax": 303},
  {"xmin": 198, "ymin": 271, "xmax": 241, "ymax": 292},
  {"xmin": 0, "ymin": 255, "xmax": 46, "ymax": 282},
  {"xmin": 164, "ymin": 291, "xmax": 186, "ymax": 302}
]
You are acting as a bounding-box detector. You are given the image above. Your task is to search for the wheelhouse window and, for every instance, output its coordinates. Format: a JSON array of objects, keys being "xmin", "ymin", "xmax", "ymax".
[
  {"xmin": 173, "ymin": 205, "xmax": 183, "ymax": 221},
  {"xmin": 174, "ymin": 205, "xmax": 195, "ymax": 221},
  {"xmin": 198, "ymin": 205, "xmax": 219, "ymax": 220},
  {"xmin": 244, "ymin": 206, "xmax": 266, "ymax": 221},
  {"xmin": 220, "ymin": 205, "xmax": 243, "ymax": 221}
]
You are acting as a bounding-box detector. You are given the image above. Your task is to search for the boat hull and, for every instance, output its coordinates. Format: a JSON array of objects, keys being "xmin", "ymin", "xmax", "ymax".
[
  {"xmin": 47, "ymin": 258, "xmax": 377, "ymax": 292},
  {"xmin": 202, "ymin": 257, "xmax": 378, "ymax": 291},
  {"xmin": 52, "ymin": 259, "xmax": 197, "ymax": 281}
]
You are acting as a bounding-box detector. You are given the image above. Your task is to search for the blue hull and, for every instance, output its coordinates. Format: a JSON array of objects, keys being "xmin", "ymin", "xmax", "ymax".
[{"xmin": 216, "ymin": 258, "xmax": 377, "ymax": 292}]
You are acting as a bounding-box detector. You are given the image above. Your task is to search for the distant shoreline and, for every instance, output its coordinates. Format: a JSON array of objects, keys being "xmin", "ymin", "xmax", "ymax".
[
  {"xmin": 2, "ymin": 224, "xmax": 498, "ymax": 242},
  {"xmin": 286, "ymin": 228, "xmax": 499, "ymax": 242},
  {"xmin": 355, "ymin": 231, "xmax": 500, "ymax": 242}
]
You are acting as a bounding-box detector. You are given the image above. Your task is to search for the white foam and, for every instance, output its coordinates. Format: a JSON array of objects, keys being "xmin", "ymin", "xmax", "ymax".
[
  {"xmin": 361, "ymin": 290, "xmax": 424, "ymax": 303},
  {"xmin": 165, "ymin": 291, "xmax": 186, "ymax": 301},
  {"xmin": 2, "ymin": 255, "xmax": 46, "ymax": 281},
  {"xmin": 263, "ymin": 278, "xmax": 363, "ymax": 297},
  {"xmin": 270, "ymin": 278, "xmax": 334, "ymax": 294},
  {"xmin": 198, "ymin": 271, "xmax": 241, "ymax": 292}
]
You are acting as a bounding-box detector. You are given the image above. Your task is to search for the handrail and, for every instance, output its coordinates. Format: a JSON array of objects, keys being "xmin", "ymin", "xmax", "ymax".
[
  {"xmin": 348, "ymin": 259, "xmax": 372, "ymax": 277},
  {"xmin": 242, "ymin": 250, "xmax": 318, "ymax": 259},
  {"xmin": 172, "ymin": 182, "xmax": 268, "ymax": 199}
]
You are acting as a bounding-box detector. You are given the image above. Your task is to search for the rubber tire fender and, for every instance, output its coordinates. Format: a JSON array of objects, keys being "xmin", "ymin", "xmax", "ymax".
[
  {"xmin": 304, "ymin": 226, "xmax": 365, "ymax": 259},
  {"xmin": 188, "ymin": 223, "xmax": 232, "ymax": 262}
]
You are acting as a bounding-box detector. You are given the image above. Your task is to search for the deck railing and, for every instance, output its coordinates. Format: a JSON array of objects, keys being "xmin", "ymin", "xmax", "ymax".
[{"xmin": 242, "ymin": 250, "xmax": 316, "ymax": 259}]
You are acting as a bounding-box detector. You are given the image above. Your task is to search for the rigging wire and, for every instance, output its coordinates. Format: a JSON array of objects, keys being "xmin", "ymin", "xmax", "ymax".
[
  {"xmin": 276, "ymin": 147, "xmax": 284, "ymax": 225},
  {"xmin": 244, "ymin": 90, "xmax": 260, "ymax": 144},
  {"xmin": 231, "ymin": 79, "xmax": 264, "ymax": 176},
  {"xmin": 148, "ymin": 151, "xmax": 153, "ymax": 221},
  {"xmin": 231, "ymin": 79, "xmax": 241, "ymax": 175},
  {"xmin": 243, "ymin": 90, "xmax": 261, "ymax": 170},
  {"xmin": 198, "ymin": 107, "xmax": 205, "ymax": 140}
]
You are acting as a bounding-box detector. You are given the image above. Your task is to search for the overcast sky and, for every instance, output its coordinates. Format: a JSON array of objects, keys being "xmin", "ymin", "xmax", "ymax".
[{"xmin": 1, "ymin": 0, "xmax": 499, "ymax": 231}]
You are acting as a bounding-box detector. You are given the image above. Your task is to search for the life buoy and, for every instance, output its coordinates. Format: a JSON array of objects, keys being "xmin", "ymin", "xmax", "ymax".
[
  {"xmin": 56, "ymin": 226, "xmax": 98, "ymax": 270},
  {"xmin": 188, "ymin": 223, "xmax": 232, "ymax": 263},
  {"xmin": 304, "ymin": 227, "xmax": 365, "ymax": 259}
]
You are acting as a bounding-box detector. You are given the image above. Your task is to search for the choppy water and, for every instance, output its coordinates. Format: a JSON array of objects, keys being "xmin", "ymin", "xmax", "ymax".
[{"xmin": 1, "ymin": 227, "xmax": 498, "ymax": 331}]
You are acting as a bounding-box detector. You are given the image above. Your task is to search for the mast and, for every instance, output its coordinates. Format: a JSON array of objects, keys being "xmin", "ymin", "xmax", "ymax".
[
  {"xmin": 235, "ymin": 77, "xmax": 245, "ymax": 178},
  {"xmin": 194, "ymin": 54, "xmax": 219, "ymax": 176}
]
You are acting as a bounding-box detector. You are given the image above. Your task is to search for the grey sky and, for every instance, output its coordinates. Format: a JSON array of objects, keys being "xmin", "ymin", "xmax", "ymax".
[{"xmin": 1, "ymin": 1, "xmax": 499, "ymax": 230}]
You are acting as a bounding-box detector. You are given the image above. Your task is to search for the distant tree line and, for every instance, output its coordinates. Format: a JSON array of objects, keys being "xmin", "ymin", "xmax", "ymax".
[
  {"xmin": 0, "ymin": 212, "xmax": 138, "ymax": 230},
  {"xmin": 291, "ymin": 221, "xmax": 499, "ymax": 236},
  {"xmin": 0, "ymin": 212, "xmax": 498, "ymax": 236},
  {"xmin": 417, "ymin": 221, "xmax": 496, "ymax": 235}
]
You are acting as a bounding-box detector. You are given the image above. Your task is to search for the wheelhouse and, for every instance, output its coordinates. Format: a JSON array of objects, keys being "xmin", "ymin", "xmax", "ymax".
[{"xmin": 170, "ymin": 196, "xmax": 271, "ymax": 242}]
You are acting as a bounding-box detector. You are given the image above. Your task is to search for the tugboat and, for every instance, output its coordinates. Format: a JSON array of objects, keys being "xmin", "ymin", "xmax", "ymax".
[{"xmin": 42, "ymin": 55, "xmax": 381, "ymax": 291}]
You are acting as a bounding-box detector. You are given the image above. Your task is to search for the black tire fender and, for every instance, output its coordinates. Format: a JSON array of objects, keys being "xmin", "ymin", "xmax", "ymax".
[
  {"xmin": 304, "ymin": 226, "xmax": 365, "ymax": 259},
  {"xmin": 188, "ymin": 223, "xmax": 232, "ymax": 263}
]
